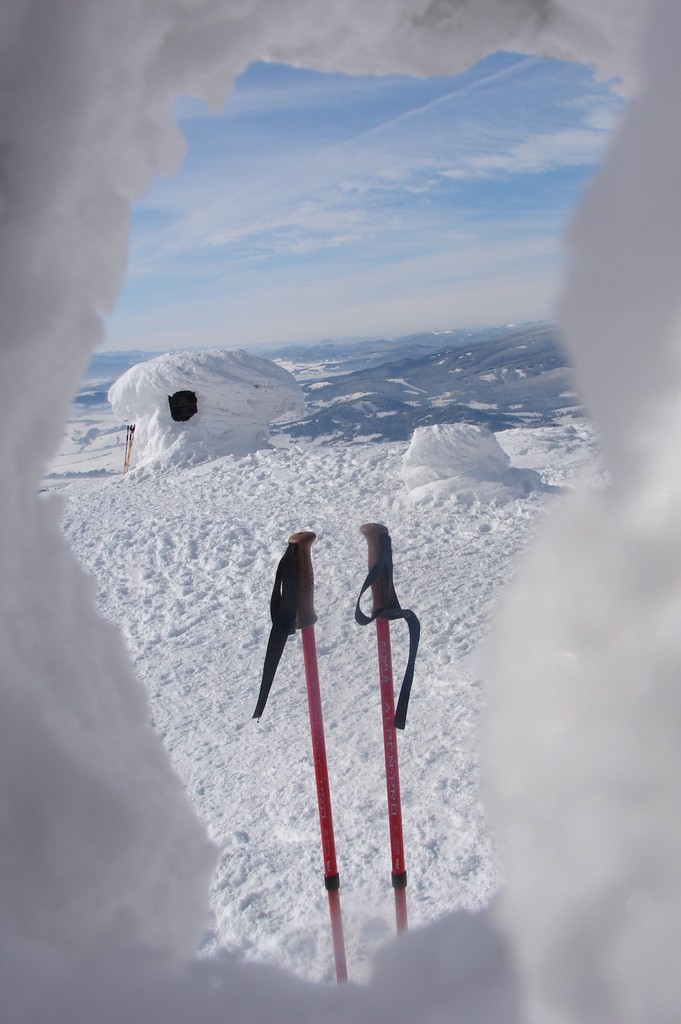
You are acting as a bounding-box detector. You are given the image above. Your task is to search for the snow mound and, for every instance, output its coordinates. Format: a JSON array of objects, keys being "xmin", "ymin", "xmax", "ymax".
[
  {"xmin": 108, "ymin": 350, "xmax": 305, "ymax": 469},
  {"xmin": 0, "ymin": 497, "xmax": 217, "ymax": 982},
  {"xmin": 402, "ymin": 424, "xmax": 544, "ymax": 503}
]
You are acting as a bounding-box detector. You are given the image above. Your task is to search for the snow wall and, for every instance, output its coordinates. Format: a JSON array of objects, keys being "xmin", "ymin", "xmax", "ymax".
[{"xmin": 3, "ymin": 1, "xmax": 681, "ymax": 1023}]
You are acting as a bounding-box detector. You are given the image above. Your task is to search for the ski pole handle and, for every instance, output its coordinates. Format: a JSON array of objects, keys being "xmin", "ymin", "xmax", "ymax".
[
  {"xmin": 289, "ymin": 531, "xmax": 318, "ymax": 628},
  {"xmin": 359, "ymin": 522, "xmax": 392, "ymax": 612}
]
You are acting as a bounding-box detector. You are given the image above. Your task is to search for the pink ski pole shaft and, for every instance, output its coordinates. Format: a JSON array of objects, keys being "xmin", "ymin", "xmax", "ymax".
[
  {"xmin": 360, "ymin": 524, "xmax": 408, "ymax": 933},
  {"xmin": 290, "ymin": 532, "xmax": 348, "ymax": 982}
]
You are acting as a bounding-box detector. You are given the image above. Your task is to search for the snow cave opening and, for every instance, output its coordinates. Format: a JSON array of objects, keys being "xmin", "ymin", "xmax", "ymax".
[{"xmin": 169, "ymin": 390, "xmax": 198, "ymax": 422}]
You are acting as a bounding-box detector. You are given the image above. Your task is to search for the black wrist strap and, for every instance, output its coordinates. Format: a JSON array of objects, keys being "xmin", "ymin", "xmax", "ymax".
[
  {"xmin": 354, "ymin": 533, "xmax": 420, "ymax": 729},
  {"xmin": 253, "ymin": 543, "xmax": 298, "ymax": 719}
]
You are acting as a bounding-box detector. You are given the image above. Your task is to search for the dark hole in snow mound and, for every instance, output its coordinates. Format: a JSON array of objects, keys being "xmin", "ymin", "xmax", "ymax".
[{"xmin": 169, "ymin": 390, "xmax": 198, "ymax": 422}]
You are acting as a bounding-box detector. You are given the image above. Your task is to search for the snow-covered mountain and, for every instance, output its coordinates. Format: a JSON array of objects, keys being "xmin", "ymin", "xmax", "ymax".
[
  {"xmin": 281, "ymin": 322, "xmax": 577, "ymax": 443},
  {"xmin": 259, "ymin": 325, "xmax": 521, "ymax": 377}
]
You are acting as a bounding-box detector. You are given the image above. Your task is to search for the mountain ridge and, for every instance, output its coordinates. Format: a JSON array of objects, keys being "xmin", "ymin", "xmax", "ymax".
[{"xmin": 274, "ymin": 322, "xmax": 579, "ymax": 444}]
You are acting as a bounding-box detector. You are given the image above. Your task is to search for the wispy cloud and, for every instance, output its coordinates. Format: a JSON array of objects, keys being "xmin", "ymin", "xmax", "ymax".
[{"xmin": 106, "ymin": 53, "xmax": 625, "ymax": 350}]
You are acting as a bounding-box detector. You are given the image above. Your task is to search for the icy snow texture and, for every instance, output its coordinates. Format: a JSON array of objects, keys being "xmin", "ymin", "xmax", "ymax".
[
  {"xmin": 2, "ymin": 0, "xmax": 679, "ymax": 1023},
  {"xmin": 108, "ymin": 349, "xmax": 305, "ymax": 466},
  {"xmin": 483, "ymin": 3, "xmax": 681, "ymax": 1021},
  {"xmin": 402, "ymin": 423, "xmax": 544, "ymax": 503}
]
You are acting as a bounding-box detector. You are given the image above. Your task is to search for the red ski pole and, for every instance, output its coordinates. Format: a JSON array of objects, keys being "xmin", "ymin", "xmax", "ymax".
[
  {"xmin": 253, "ymin": 532, "xmax": 348, "ymax": 981},
  {"xmin": 359, "ymin": 523, "xmax": 410, "ymax": 933},
  {"xmin": 289, "ymin": 532, "xmax": 348, "ymax": 982}
]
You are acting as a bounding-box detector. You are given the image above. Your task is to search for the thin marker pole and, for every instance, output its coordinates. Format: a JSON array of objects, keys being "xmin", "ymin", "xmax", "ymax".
[{"xmin": 290, "ymin": 532, "xmax": 348, "ymax": 982}]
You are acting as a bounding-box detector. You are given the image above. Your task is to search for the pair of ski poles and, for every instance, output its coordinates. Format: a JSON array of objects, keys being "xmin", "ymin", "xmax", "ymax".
[
  {"xmin": 123, "ymin": 424, "xmax": 135, "ymax": 474},
  {"xmin": 253, "ymin": 524, "xmax": 420, "ymax": 983}
]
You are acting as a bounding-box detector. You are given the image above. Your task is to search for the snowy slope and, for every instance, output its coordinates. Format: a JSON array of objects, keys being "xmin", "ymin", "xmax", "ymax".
[{"xmin": 57, "ymin": 416, "xmax": 602, "ymax": 983}]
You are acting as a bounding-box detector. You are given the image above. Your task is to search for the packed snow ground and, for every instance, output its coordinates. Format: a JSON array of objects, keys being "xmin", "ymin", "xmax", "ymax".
[{"xmin": 55, "ymin": 414, "xmax": 602, "ymax": 983}]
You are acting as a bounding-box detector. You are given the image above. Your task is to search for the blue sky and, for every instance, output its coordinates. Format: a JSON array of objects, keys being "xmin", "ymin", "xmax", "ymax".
[{"xmin": 104, "ymin": 53, "xmax": 625, "ymax": 353}]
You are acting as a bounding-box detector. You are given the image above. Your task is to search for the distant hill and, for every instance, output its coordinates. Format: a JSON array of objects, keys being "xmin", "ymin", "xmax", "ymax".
[
  {"xmin": 273, "ymin": 323, "xmax": 581, "ymax": 444},
  {"xmin": 266, "ymin": 325, "xmax": 519, "ymax": 378}
]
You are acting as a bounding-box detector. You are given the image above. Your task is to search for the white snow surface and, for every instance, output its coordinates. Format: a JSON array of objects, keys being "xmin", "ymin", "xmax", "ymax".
[
  {"xmin": 108, "ymin": 349, "xmax": 305, "ymax": 467},
  {"xmin": 3, "ymin": 1, "xmax": 681, "ymax": 1023},
  {"xmin": 53, "ymin": 416, "xmax": 599, "ymax": 1000},
  {"xmin": 402, "ymin": 424, "xmax": 545, "ymax": 503}
]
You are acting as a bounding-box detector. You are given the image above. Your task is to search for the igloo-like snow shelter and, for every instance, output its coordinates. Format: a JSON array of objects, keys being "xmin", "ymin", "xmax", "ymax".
[{"xmin": 108, "ymin": 348, "xmax": 305, "ymax": 469}]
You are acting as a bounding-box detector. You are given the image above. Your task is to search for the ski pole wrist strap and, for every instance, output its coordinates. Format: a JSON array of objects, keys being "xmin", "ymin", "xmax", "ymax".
[
  {"xmin": 253, "ymin": 542, "xmax": 298, "ymax": 719},
  {"xmin": 354, "ymin": 532, "xmax": 420, "ymax": 729}
]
